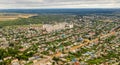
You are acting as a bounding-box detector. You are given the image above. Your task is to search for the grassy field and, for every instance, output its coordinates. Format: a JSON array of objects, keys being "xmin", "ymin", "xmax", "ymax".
[
  {"xmin": 0, "ymin": 13, "xmax": 37, "ymax": 21},
  {"xmin": 0, "ymin": 14, "xmax": 73, "ymax": 28}
]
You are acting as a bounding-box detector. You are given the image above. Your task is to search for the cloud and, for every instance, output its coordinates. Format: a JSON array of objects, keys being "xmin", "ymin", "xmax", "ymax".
[{"xmin": 0, "ymin": 0, "xmax": 119, "ymax": 9}]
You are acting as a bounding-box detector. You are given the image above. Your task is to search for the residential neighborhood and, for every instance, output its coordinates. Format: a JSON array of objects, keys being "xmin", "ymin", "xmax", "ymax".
[{"xmin": 0, "ymin": 14, "xmax": 120, "ymax": 65}]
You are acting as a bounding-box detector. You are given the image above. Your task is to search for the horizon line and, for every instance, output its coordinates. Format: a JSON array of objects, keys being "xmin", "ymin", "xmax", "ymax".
[{"xmin": 0, "ymin": 8, "xmax": 120, "ymax": 10}]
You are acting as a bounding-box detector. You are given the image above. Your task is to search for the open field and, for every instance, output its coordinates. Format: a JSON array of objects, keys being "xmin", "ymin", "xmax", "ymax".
[{"xmin": 0, "ymin": 13, "xmax": 37, "ymax": 21}]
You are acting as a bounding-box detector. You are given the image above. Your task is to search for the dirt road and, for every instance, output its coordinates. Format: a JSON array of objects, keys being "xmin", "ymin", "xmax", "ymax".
[{"xmin": 34, "ymin": 32, "xmax": 116, "ymax": 65}]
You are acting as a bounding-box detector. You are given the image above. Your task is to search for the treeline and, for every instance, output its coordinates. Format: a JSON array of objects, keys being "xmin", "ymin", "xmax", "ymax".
[
  {"xmin": 0, "ymin": 15, "xmax": 73, "ymax": 28},
  {"xmin": 0, "ymin": 47, "xmax": 35, "ymax": 65}
]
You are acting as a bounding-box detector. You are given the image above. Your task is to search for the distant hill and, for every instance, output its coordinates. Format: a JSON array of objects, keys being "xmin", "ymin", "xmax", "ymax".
[{"xmin": 0, "ymin": 8, "xmax": 120, "ymax": 15}]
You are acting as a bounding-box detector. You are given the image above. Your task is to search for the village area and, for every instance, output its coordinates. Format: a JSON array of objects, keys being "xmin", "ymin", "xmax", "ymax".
[{"xmin": 0, "ymin": 15, "xmax": 120, "ymax": 65}]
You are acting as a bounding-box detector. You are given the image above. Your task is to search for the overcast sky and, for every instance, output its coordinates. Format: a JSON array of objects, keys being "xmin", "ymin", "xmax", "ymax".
[{"xmin": 0, "ymin": 0, "xmax": 120, "ymax": 9}]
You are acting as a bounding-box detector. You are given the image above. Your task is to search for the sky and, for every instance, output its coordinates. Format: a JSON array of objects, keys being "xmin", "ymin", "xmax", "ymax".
[{"xmin": 0, "ymin": 0, "xmax": 120, "ymax": 9}]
